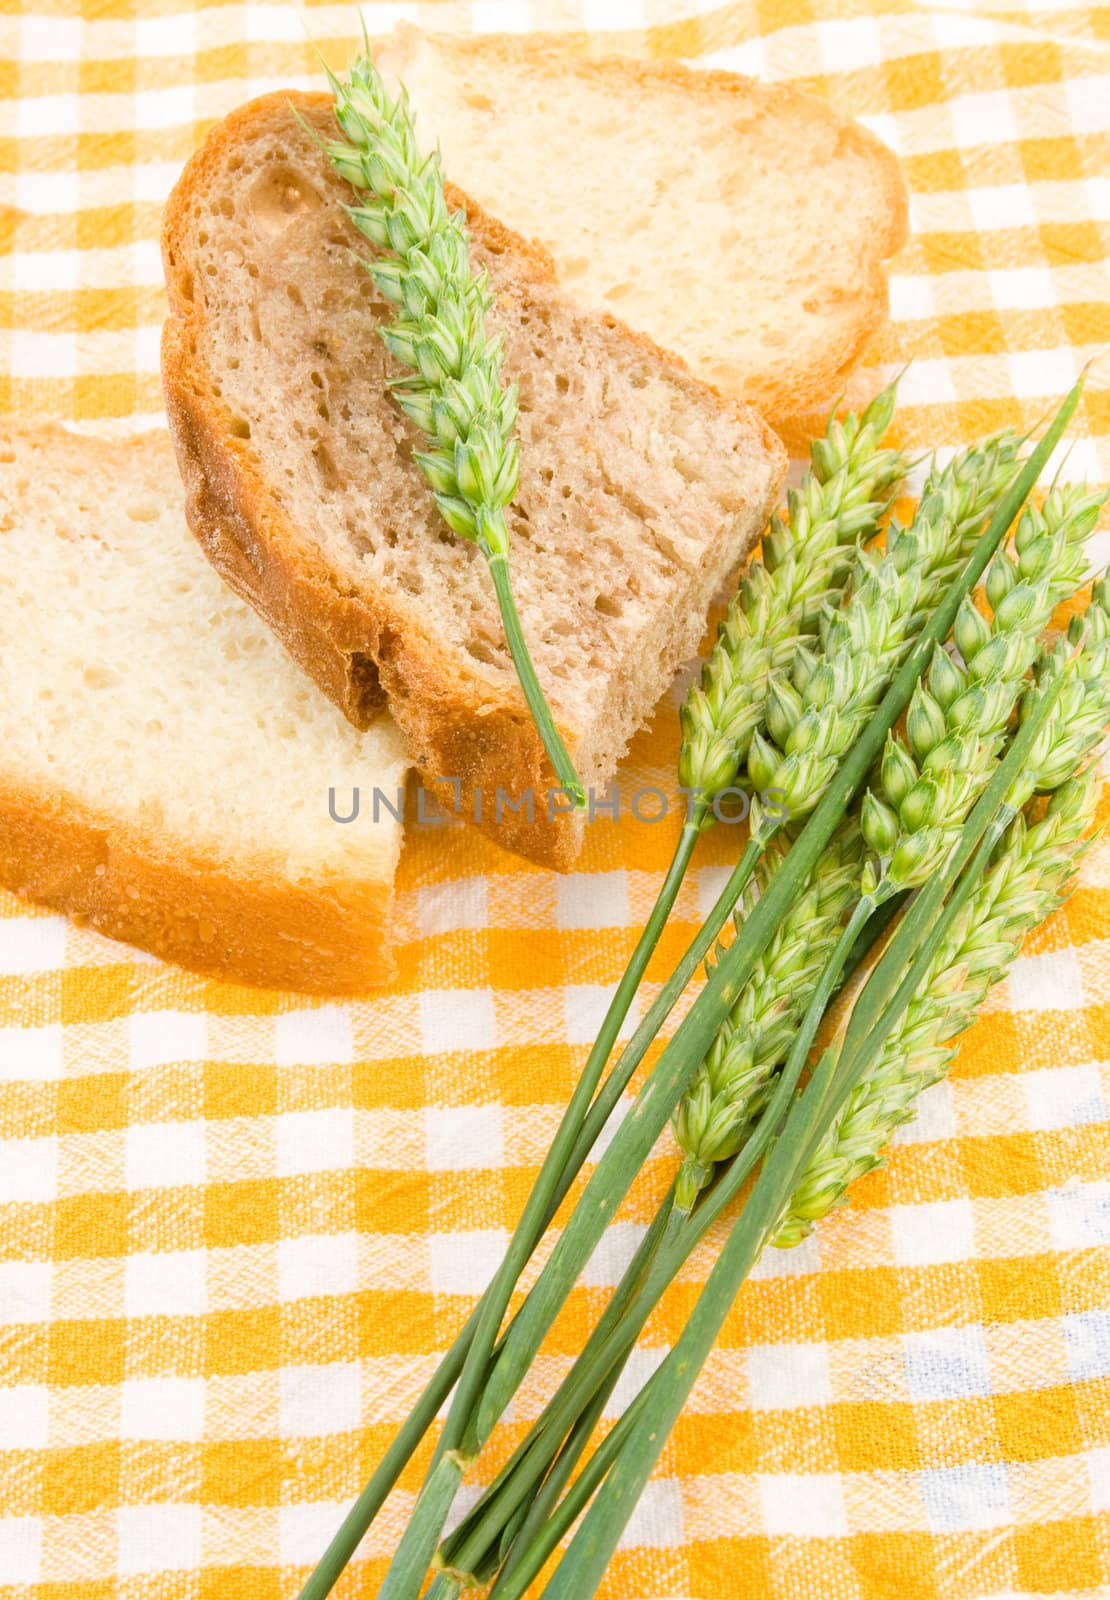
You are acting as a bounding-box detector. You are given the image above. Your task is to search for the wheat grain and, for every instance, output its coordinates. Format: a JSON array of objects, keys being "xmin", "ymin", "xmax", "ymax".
[
  {"xmin": 776, "ymin": 572, "xmax": 1110, "ymax": 1248},
  {"xmin": 672, "ymin": 823, "xmax": 864, "ymax": 1208},
  {"xmin": 1008, "ymin": 574, "xmax": 1110, "ymax": 804},
  {"xmin": 861, "ymin": 485, "xmax": 1105, "ymax": 893},
  {"xmin": 775, "ymin": 769, "xmax": 1097, "ymax": 1245},
  {"xmin": 747, "ymin": 433, "xmax": 1022, "ymax": 831},
  {"xmin": 680, "ymin": 385, "xmax": 905, "ymax": 801}
]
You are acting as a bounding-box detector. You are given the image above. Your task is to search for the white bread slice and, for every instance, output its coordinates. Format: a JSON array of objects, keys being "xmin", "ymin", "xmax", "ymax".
[
  {"xmin": 0, "ymin": 425, "xmax": 408, "ymax": 994},
  {"xmin": 374, "ymin": 26, "xmax": 909, "ymax": 430},
  {"xmin": 161, "ymin": 94, "xmax": 787, "ymax": 870}
]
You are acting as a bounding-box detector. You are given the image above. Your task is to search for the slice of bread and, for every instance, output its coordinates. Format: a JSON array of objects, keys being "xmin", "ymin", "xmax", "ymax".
[
  {"xmin": 374, "ymin": 26, "xmax": 909, "ymax": 429},
  {"xmin": 0, "ymin": 425, "xmax": 408, "ymax": 994},
  {"xmin": 161, "ymin": 94, "xmax": 787, "ymax": 869}
]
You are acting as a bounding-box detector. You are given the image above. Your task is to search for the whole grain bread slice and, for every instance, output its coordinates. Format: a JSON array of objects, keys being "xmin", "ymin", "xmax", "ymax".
[
  {"xmin": 161, "ymin": 93, "xmax": 787, "ymax": 869},
  {"xmin": 0, "ymin": 424, "xmax": 408, "ymax": 994},
  {"xmin": 375, "ymin": 26, "xmax": 909, "ymax": 433}
]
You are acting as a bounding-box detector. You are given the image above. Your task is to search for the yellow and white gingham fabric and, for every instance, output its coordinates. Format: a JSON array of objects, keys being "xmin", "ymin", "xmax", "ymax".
[{"xmin": 2, "ymin": 2, "xmax": 1109, "ymax": 1596}]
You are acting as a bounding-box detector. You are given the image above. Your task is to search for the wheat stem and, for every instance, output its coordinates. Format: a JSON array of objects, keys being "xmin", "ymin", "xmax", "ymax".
[
  {"xmin": 747, "ymin": 431, "xmax": 1023, "ymax": 834},
  {"xmin": 671, "ymin": 434, "xmax": 1025, "ymax": 1208},
  {"xmin": 473, "ymin": 395, "xmax": 1061, "ymax": 1456},
  {"xmin": 364, "ymin": 391, "xmax": 909, "ymax": 1595}
]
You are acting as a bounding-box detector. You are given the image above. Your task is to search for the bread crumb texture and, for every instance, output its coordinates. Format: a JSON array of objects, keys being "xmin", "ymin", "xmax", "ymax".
[
  {"xmin": 376, "ymin": 27, "xmax": 909, "ymax": 426},
  {"xmin": 161, "ymin": 95, "xmax": 786, "ymax": 865},
  {"xmin": 0, "ymin": 425, "xmax": 407, "ymax": 990}
]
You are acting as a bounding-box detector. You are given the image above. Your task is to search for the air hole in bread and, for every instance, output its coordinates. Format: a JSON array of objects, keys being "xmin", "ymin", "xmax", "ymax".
[
  {"xmin": 249, "ymin": 164, "xmax": 326, "ymax": 236},
  {"xmin": 348, "ymin": 651, "xmax": 385, "ymax": 719},
  {"xmin": 466, "ymin": 636, "xmax": 509, "ymax": 669},
  {"xmin": 228, "ymin": 417, "xmax": 251, "ymax": 440},
  {"xmin": 83, "ymin": 664, "xmax": 121, "ymax": 689},
  {"xmin": 313, "ymin": 442, "xmax": 339, "ymax": 491},
  {"xmin": 803, "ymin": 286, "xmax": 854, "ymax": 314},
  {"xmin": 126, "ymin": 503, "xmax": 159, "ymax": 523}
]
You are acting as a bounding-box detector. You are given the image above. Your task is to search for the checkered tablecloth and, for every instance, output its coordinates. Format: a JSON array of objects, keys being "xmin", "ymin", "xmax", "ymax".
[{"xmin": 2, "ymin": 2, "xmax": 1109, "ymax": 1596}]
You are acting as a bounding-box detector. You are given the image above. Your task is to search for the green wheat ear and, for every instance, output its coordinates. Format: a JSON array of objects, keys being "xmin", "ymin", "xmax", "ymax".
[
  {"xmin": 321, "ymin": 47, "xmax": 585, "ymax": 805},
  {"xmin": 780, "ymin": 573, "xmax": 1110, "ymax": 1246},
  {"xmin": 679, "ymin": 379, "xmax": 908, "ymax": 806}
]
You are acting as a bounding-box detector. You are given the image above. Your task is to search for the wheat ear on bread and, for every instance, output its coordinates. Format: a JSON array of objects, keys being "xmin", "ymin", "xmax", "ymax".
[{"xmin": 161, "ymin": 93, "xmax": 787, "ymax": 870}]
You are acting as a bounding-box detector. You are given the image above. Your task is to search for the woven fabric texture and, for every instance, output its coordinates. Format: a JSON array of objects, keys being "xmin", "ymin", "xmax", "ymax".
[{"xmin": 1, "ymin": 2, "xmax": 1109, "ymax": 1597}]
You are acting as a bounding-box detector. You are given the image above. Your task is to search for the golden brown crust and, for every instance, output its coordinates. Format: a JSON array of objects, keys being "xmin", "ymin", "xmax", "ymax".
[
  {"xmin": 0, "ymin": 778, "xmax": 395, "ymax": 995},
  {"xmin": 0, "ymin": 417, "xmax": 399, "ymax": 995},
  {"xmin": 380, "ymin": 25, "xmax": 910, "ymax": 427},
  {"xmin": 161, "ymin": 92, "xmax": 786, "ymax": 871}
]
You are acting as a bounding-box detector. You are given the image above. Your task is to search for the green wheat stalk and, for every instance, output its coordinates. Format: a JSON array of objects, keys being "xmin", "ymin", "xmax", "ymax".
[
  {"xmin": 438, "ymin": 469, "xmax": 1105, "ymax": 1600},
  {"xmin": 778, "ymin": 769, "xmax": 1100, "ymax": 1243},
  {"xmin": 321, "ymin": 46, "xmax": 584, "ymax": 803},
  {"xmin": 484, "ymin": 705, "xmax": 1102, "ymax": 1600},
  {"xmin": 671, "ymin": 821, "xmax": 865, "ymax": 1208},
  {"xmin": 680, "ymin": 381, "xmax": 906, "ymax": 801}
]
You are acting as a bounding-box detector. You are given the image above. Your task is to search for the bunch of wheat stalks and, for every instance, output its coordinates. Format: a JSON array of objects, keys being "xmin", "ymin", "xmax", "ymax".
[{"xmin": 304, "ymin": 49, "xmax": 1110, "ymax": 1600}]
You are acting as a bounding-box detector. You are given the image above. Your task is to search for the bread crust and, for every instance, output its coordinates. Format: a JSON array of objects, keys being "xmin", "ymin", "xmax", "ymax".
[
  {"xmin": 0, "ymin": 777, "xmax": 395, "ymax": 994},
  {"xmin": 379, "ymin": 25, "xmax": 910, "ymax": 430},
  {"xmin": 0, "ymin": 419, "xmax": 400, "ymax": 996},
  {"xmin": 161, "ymin": 92, "xmax": 786, "ymax": 870}
]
